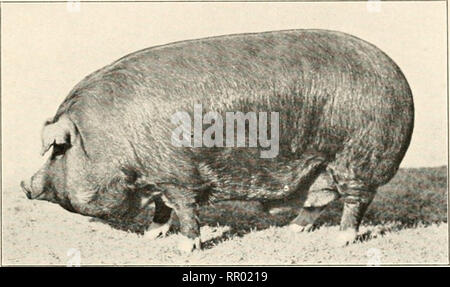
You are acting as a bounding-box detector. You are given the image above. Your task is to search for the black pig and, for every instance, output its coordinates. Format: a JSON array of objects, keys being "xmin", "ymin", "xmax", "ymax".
[{"xmin": 21, "ymin": 29, "xmax": 414, "ymax": 252}]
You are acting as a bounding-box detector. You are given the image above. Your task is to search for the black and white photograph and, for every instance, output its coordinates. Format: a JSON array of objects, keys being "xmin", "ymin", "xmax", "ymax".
[{"xmin": 1, "ymin": 0, "xmax": 448, "ymax": 266}]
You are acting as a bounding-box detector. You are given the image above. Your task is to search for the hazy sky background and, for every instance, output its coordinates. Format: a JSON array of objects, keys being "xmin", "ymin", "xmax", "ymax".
[{"xmin": 1, "ymin": 1, "xmax": 447, "ymax": 187}]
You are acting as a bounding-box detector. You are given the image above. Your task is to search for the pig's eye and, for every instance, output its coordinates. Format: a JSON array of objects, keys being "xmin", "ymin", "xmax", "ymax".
[{"xmin": 51, "ymin": 143, "xmax": 68, "ymax": 158}]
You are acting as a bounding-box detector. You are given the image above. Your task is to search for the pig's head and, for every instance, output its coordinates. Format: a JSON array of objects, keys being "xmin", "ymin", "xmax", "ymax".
[
  {"xmin": 21, "ymin": 116, "xmax": 76, "ymax": 208},
  {"xmin": 20, "ymin": 114, "xmax": 141, "ymax": 219}
]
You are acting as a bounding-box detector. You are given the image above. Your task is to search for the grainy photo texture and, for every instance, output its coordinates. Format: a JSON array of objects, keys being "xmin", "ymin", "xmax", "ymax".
[{"xmin": 1, "ymin": 1, "xmax": 448, "ymax": 265}]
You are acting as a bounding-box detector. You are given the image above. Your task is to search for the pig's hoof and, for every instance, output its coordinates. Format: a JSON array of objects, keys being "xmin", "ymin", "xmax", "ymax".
[
  {"xmin": 332, "ymin": 229, "xmax": 357, "ymax": 247},
  {"xmin": 177, "ymin": 236, "xmax": 201, "ymax": 253},
  {"xmin": 144, "ymin": 222, "xmax": 170, "ymax": 240},
  {"xmin": 289, "ymin": 223, "xmax": 314, "ymax": 233}
]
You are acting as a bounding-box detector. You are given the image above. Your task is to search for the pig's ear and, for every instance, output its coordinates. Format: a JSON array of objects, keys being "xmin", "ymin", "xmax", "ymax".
[{"xmin": 40, "ymin": 116, "xmax": 76, "ymax": 156}]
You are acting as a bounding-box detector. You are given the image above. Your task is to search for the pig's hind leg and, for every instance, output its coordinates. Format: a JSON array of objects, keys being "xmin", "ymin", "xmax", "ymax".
[
  {"xmin": 323, "ymin": 164, "xmax": 377, "ymax": 246},
  {"xmin": 289, "ymin": 171, "xmax": 339, "ymax": 232},
  {"xmin": 336, "ymin": 185, "xmax": 375, "ymax": 246}
]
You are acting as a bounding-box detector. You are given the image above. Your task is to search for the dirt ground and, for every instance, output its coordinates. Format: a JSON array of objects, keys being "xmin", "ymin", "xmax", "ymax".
[{"xmin": 2, "ymin": 173, "xmax": 448, "ymax": 265}]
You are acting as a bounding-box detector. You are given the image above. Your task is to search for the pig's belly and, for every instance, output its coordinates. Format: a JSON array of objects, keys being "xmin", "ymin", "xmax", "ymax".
[{"xmin": 195, "ymin": 148, "xmax": 327, "ymax": 201}]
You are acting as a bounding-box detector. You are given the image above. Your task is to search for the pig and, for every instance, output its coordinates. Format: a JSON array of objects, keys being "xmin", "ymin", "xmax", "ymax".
[{"xmin": 21, "ymin": 29, "xmax": 414, "ymax": 252}]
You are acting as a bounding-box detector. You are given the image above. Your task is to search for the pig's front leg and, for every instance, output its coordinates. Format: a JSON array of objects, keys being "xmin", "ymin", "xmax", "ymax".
[{"xmin": 161, "ymin": 185, "xmax": 201, "ymax": 253}]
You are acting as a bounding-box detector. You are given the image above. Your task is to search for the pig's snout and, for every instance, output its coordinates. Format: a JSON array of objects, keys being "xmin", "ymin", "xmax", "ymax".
[
  {"xmin": 20, "ymin": 180, "xmax": 32, "ymax": 199},
  {"xmin": 20, "ymin": 167, "xmax": 49, "ymax": 200}
]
